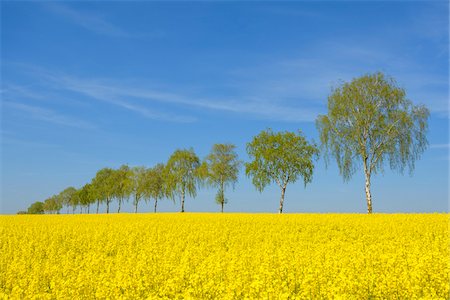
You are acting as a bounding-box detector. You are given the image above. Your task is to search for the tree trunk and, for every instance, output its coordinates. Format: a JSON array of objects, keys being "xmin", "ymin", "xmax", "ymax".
[
  {"xmin": 117, "ymin": 199, "xmax": 122, "ymax": 213},
  {"xmin": 363, "ymin": 159, "xmax": 373, "ymax": 214},
  {"xmin": 220, "ymin": 182, "xmax": 224, "ymax": 213},
  {"xmin": 106, "ymin": 198, "xmax": 110, "ymax": 214},
  {"xmin": 96, "ymin": 200, "xmax": 100, "ymax": 214},
  {"xmin": 87, "ymin": 205, "xmax": 90, "ymax": 214},
  {"xmin": 154, "ymin": 199, "xmax": 158, "ymax": 213},
  {"xmin": 181, "ymin": 190, "xmax": 185, "ymax": 213},
  {"xmin": 279, "ymin": 186, "xmax": 286, "ymax": 214},
  {"xmin": 134, "ymin": 197, "xmax": 138, "ymax": 213}
]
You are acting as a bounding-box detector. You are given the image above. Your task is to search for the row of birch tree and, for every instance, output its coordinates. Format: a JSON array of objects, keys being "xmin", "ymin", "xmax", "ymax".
[{"xmin": 21, "ymin": 72, "xmax": 429, "ymax": 214}]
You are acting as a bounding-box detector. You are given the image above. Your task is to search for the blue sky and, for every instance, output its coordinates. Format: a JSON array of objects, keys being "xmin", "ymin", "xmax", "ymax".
[{"xmin": 1, "ymin": 1, "xmax": 448, "ymax": 214}]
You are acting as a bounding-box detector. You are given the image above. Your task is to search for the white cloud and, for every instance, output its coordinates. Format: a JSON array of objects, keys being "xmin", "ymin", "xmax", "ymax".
[
  {"xmin": 43, "ymin": 3, "xmax": 149, "ymax": 38},
  {"xmin": 44, "ymin": 73, "xmax": 318, "ymax": 122},
  {"xmin": 3, "ymin": 101, "xmax": 96, "ymax": 130},
  {"xmin": 430, "ymin": 143, "xmax": 450, "ymax": 149}
]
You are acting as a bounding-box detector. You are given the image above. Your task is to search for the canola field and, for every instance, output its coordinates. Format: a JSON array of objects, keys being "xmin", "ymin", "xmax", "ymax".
[{"xmin": 1, "ymin": 213, "xmax": 449, "ymax": 299}]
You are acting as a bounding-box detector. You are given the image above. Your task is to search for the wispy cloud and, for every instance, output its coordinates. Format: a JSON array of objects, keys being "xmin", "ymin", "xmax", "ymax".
[
  {"xmin": 3, "ymin": 101, "xmax": 96, "ymax": 130},
  {"xmin": 1, "ymin": 137, "xmax": 61, "ymax": 149},
  {"xmin": 7, "ymin": 25, "xmax": 447, "ymax": 126},
  {"xmin": 40, "ymin": 71, "xmax": 317, "ymax": 122},
  {"xmin": 45, "ymin": 75, "xmax": 198, "ymax": 123},
  {"xmin": 43, "ymin": 3, "xmax": 153, "ymax": 38},
  {"xmin": 227, "ymin": 36, "xmax": 448, "ymax": 118},
  {"xmin": 430, "ymin": 143, "xmax": 450, "ymax": 149}
]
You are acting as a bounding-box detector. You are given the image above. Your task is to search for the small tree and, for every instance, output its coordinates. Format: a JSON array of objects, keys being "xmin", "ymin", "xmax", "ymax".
[
  {"xmin": 113, "ymin": 165, "xmax": 133, "ymax": 213},
  {"xmin": 58, "ymin": 187, "xmax": 77, "ymax": 214},
  {"xmin": 246, "ymin": 129, "xmax": 319, "ymax": 213},
  {"xmin": 69, "ymin": 190, "xmax": 80, "ymax": 214},
  {"xmin": 145, "ymin": 163, "xmax": 166, "ymax": 213},
  {"xmin": 131, "ymin": 166, "xmax": 149, "ymax": 213},
  {"xmin": 43, "ymin": 196, "xmax": 61, "ymax": 214},
  {"xmin": 78, "ymin": 184, "xmax": 94, "ymax": 214},
  {"xmin": 92, "ymin": 168, "xmax": 115, "ymax": 213},
  {"xmin": 27, "ymin": 201, "xmax": 44, "ymax": 214},
  {"xmin": 199, "ymin": 143, "xmax": 240, "ymax": 213},
  {"xmin": 316, "ymin": 72, "xmax": 429, "ymax": 213},
  {"xmin": 165, "ymin": 148, "xmax": 201, "ymax": 213}
]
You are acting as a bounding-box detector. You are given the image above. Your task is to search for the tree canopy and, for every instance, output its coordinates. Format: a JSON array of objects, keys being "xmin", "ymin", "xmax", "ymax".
[
  {"xmin": 113, "ymin": 165, "xmax": 133, "ymax": 213},
  {"xmin": 199, "ymin": 143, "xmax": 240, "ymax": 212},
  {"xmin": 91, "ymin": 168, "xmax": 116, "ymax": 214},
  {"xmin": 245, "ymin": 129, "xmax": 319, "ymax": 213},
  {"xmin": 144, "ymin": 163, "xmax": 166, "ymax": 213},
  {"xmin": 27, "ymin": 201, "xmax": 44, "ymax": 214},
  {"xmin": 316, "ymin": 72, "xmax": 429, "ymax": 213},
  {"xmin": 165, "ymin": 148, "xmax": 201, "ymax": 213}
]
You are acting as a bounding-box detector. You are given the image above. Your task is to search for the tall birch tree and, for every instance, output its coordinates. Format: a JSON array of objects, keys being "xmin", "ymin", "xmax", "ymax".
[
  {"xmin": 316, "ymin": 72, "xmax": 429, "ymax": 213},
  {"xmin": 165, "ymin": 149, "xmax": 200, "ymax": 213}
]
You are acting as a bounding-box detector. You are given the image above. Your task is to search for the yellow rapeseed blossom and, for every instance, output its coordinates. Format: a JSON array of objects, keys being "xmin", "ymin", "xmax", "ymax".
[{"xmin": 1, "ymin": 214, "xmax": 448, "ymax": 299}]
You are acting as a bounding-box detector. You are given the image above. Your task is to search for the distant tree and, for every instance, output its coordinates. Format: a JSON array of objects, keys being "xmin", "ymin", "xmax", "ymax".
[
  {"xmin": 199, "ymin": 143, "xmax": 240, "ymax": 213},
  {"xmin": 316, "ymin": 72, "xmax": 429, "ymax": 213},
  {"xmin": 17, "ymin": 210, "xmax": 27, "ymax": 214},
  {"xmin": 27, "ymin": 201, "xmax": 44, "ymax": 214},
  {"xmin": 246, "ymin": 129, "xmax": 319, "ymax": 213},
  {"xmin": 113, "ymin": 165, "xmax": 133, "ymax": 213},
  {"xmin": 78, "ymin": 184, "xmax": 94, "ymax": 214},
  {"xmin": 145, "ymin": 163, "xmax": 166, "ymax": 213},
  {"xmin": 43, "ymin": 196, "xmax": 61, "ymax": 214},
  {"xmin": 92, "ymin": 168, "xmax": 115, "ymax": 213},
  {"xmin": 131, "ymin": 166, "xmax": 148, "ymax": 213},
  {"xmin": 68, "ymin": 190, "xmax": 80, "ymax": 214},
  {"xmin": 57, "ymin": 187, "xmax": 77, "ymax": 214},
  {"xmin": 165, "ymin": 149, "xmax": 201, "ymax": 213}
]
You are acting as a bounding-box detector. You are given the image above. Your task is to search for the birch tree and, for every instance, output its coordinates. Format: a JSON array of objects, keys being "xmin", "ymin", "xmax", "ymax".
[
  {"xmin": 199, "ymin": 144, "xmax": 240, "ymax": 213},
  {"xmin": 92, "ymin": 168, "xmax": 115, "ymax": 213},
  {"xmin": 165, "ymin": 149, "xmax": 200, "ymax": 213},
  {"xmin": 58, "ymin": 187, "xmax": 77, "ymax": 214},
  {"xmin": 316, "ymin": 72, "xmax": 429, "ymax": 213},
  {"xmin": 78, "ymin": 183, "xmax": 94, "ymax": 214},
  {"xmin": 145, "ymin": 163, "xmax": 166, "ymax": 213},
  {"xmin": 113, "ymin": 165, "xmax": 133, "ymax": 213},
  {"xmin": 131, "ymin": 166, "xmax": 147, "ymax": 213},
  {"xmin": 245, "ymin": 129, "xmax": 318, "ymax": 213}
]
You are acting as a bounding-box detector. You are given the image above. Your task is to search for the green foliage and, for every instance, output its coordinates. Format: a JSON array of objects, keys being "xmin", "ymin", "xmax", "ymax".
[
  {"xmin": 43, "ymin": 196, "xmax": 62, "ymax": 214},
  {"xmin": 78, "ymin": 184, "xmax": 95, "ymax": 211},
  {"xmin": 144, "ymin": 164, "xmax": 166, "ymax": 203},
  {"xmin": 130, "ymin": 165, "xmax": 166, "ymax": 213},
  {"xmin": 165, "ymin": 148, "xmax": 201, "ymax": 212},
  {"xmin": 27, "ymin": 201, "xmax": 44, "ymax": 214},
  {"xmin": 112, "ymin": 165, "xmax": 133, "ymax": 213},
  {"xmin": 246, "ymin": 129, "xmax": 319, "ymax": 191},
  {"xmin": 246, "ymin": 129, "xmax": 319, "ymax": 213},
  {"xmin": 317, "ymin": 72, "xmax": 429, "ymax": 180},
  {"xmin": 201, "ymin": 144, "xmax": 240, "ymax": 212},
  {"xmin": 58, "ymin": 187, "xmax": 77, "ymax": 210},
  {"xmin": 91, "ymin": 168, "xmax": 116, "ymax": 213},
  {"xmin": 131, "ymin": 166, "xmax": 148, "ymax": 212},
  {"xmin": 16, "ymin": 211, "xmax": 27, "ymax": 214},
  {"xmin": 316, "ymin": 72, "xmax": 429, "ymax": 213}
]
